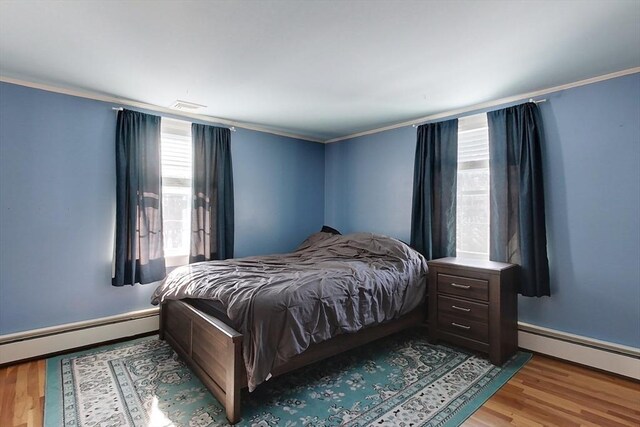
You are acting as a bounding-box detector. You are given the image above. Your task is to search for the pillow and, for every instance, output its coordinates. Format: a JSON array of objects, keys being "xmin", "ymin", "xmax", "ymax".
[
  {"xmin": 320, "ymin": 225, "xmax": 341, "ymax": 235},
  {"xmin": 297, "ymin": 231, "xmax": 334, "ymax": 251}
]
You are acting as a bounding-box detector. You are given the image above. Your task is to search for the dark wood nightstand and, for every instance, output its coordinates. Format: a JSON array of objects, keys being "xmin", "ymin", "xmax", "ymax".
[{"xmin": 427, "ymin": 257, "xmax": 519, "ymax": 365}]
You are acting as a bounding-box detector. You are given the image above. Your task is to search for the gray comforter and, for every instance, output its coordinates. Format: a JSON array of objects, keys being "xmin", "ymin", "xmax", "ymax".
[{"xmin": 151, "ymin": 232, "xmax": 427, "ymax": 391}]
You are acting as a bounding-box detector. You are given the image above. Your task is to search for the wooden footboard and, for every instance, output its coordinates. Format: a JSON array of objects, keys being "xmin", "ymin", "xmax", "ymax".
[
  {"xmin": 160, "ymin": 299, "xmax": 425, "ymax": 424},
  {"xmin": 160, "ymin": 300, "xmax": 244, "ymax": 423}
]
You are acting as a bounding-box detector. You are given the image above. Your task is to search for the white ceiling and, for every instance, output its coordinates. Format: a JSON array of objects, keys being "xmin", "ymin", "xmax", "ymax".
[{"xmin": 1, "ymin": 0, "xmax": 639, "ymax": 141}]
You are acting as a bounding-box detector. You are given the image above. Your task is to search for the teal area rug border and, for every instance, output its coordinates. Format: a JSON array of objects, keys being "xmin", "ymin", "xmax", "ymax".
[
  {"xmin": 444, "ymin": 351, "xmax": 531, "ymax": 425},
  {"xmin": 44, "ymin": 335, "xmax": 157, "ymax": 427},
  {"xmin": 44, "ymin": 334, "xmax": 532, "ymax": 426}
]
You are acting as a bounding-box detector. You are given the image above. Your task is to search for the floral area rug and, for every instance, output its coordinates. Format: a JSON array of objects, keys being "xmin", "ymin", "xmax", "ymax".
[{"xmin": 44, "ymin": 329, "xmax": 530, "ymax": 426}]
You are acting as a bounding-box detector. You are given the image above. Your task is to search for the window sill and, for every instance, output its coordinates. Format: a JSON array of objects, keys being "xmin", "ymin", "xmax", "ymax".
[
  {"xmin": 456, "ymin": 251, "xmax": 490, "ymax": 260},
  {"xmin": 165, "ymin": 254, "xmax": 189, "ymax": 268}
]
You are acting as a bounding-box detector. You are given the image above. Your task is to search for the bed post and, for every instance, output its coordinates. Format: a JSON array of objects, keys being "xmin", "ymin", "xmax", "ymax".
[
  {"xmin": 225, "ymin": 335, "xmax": 243, "ymax": 424},
  {"xmin": 158, "ymin": 302, "xmax": 165, "ymax": 340}
]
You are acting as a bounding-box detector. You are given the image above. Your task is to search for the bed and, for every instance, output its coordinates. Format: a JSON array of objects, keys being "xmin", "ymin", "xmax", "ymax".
[{"xmin": 151, "ymin": 232, "xmax": 428, "ymax": 424}]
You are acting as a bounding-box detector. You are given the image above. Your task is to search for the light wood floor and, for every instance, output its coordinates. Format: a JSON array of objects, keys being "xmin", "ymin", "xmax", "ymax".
[
  {"xmin": 1, "ymin": 359, "xmax": 44, "ymax": 427},
  {"xmin": 0, "ymin": 354, "xmax": 638, "ymax": 427}
]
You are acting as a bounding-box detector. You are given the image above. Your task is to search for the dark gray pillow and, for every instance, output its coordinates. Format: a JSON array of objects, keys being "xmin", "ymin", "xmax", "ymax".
[{"xmin": 321, "ymin": 225, "xmax": 341, "ymax": 235}]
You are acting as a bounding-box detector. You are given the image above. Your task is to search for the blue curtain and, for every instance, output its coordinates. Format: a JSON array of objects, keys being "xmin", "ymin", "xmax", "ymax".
[
  {"xmin": 113, "ymin": 109, "xmax": 166, "ymax": 286},
  {"xmin": 190, "ymin": 124, "xmax": 234, "ymax": 262},
  {"xmin": 410, "ymin": 119, "xmax": 458, "ymax": 260},
  {"xmin": 488, "ymin": 102, "xmax": 550, "ymax": 297}
]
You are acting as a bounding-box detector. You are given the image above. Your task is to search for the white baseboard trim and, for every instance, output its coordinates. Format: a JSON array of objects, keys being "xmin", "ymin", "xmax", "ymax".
[
  {"xmin": 0, "ymin": 308, "xmax": 159, "ymax": 365},
  {"xmin": 518, "ymin": 322, "xmax": 640, "ymax": 380},
  {"xmin": 2, "ymin": 310, "xmax": 638, "ymax": 380}
]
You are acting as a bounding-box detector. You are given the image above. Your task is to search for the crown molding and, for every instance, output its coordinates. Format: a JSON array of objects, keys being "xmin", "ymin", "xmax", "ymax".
[
  {"xmin": 325, "ymin": 67, "xmax": 640, "ymax": 144},
  {"xmin": 3, "ymin": 67, "xmax": 638, "ymax": 145},
  {"xmin": 0, "ymin": 76, "xmax": 324, "ymax": 144}
]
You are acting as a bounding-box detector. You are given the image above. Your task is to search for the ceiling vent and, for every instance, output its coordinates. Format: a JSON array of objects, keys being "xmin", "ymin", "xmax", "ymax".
[{"xmin": 170, "ymin": 100, "xmax": 207, "ymax": 111}]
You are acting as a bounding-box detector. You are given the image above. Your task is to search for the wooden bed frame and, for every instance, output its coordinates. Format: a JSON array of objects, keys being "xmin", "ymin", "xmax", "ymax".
[{"xmin": 159, "ymin": 299, "xmax": 425, "ymax": 424}]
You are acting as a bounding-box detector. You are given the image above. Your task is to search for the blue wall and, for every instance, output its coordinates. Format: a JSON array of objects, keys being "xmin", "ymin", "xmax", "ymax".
[
  {"xmin": 325, "ymin": 74, "xmax": 640, "ymax": 347},
  {"xmin": 325, "ymin": 126, "xmax": 416, "ymax": 243},
  {"xmin": 232, "ymin": 128, "xmax": 325, "ymax": 257},
  {"xmin": 2, "ymin": 75, "xmax": 639, "ymax": 348},
  {"xmin": 0, "ymin": 82, "xmax": 324, "ymax": 335}
]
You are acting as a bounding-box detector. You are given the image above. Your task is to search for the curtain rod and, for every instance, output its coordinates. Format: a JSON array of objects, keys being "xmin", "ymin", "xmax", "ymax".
[
  {"xmin": 411, "ymin": 98, "xmax": 547, "ymax": 129},
  {"xmin": 111, "ymin": 107, "xmax": 236, "ymax": 132}
]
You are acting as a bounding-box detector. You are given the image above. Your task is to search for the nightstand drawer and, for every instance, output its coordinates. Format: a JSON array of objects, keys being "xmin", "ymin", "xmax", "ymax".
[
  {"xmin": 437, "ymin": 273, "xmax": 489, "ymax": 301},
  {"xmin": 438, "ymin": 295, "xmax": 488, "ymax": 323},
  {"xmin": 438, "ymin": 313, "xmax": 488, "ymax": 343}
]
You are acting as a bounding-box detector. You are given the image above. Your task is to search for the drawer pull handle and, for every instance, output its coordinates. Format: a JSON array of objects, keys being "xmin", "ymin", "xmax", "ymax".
[
  {"xmin": 450, "ymin": 283, "xmax": 471, "ymax": 289},
  {"xmin": 451, "ymin": 322, "xmax": 471, "ymax": 330},
  {"xmin": 451, "ymin": 305, "xmax": 471, "ymax": 312}
]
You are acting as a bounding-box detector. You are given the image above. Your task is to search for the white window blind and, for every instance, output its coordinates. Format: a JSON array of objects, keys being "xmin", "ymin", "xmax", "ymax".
[
  {"xmin": 161, "ymin": 118, "xmax": 192, "ymax": 262},
  {"xmin": 161, "ymin": 118, "xmax": 192, "ymax": 183},
  {"xmin": 456, "ymin": 113, "xmax": 490, "ymax": 259}
]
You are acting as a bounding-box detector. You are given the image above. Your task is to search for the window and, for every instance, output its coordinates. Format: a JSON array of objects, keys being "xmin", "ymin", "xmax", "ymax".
[
  {"xmin": 161, "ymin": 118, "xmax": 192, "ymax": 267},
  {"xmin": 456, "ymin": 113, "xmax": 490, "ymax": 259}
]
